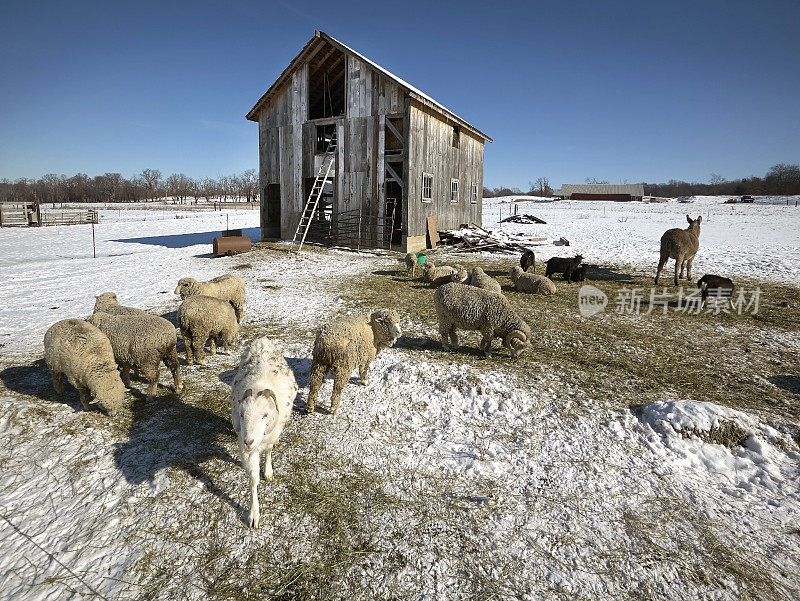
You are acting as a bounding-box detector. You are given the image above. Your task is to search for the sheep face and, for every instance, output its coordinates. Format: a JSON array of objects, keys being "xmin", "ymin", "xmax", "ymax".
[
  {"xmin": 503, "ymin": 330, "xmax": 529, "ymax": 359},
  {"xmin": 174, "ymin": 278, "xmax": 199, "ymax": 299},
  {"xmin": 234, "ymin": 388, "xmax": 279, "ymax": 453},
  {"xmin": 94, "ymin": 292, "xmax": 118, "ymax": 307},
  {"xmin": 370, "ymin": 309, "xmax": 402, "ymax": 346}
]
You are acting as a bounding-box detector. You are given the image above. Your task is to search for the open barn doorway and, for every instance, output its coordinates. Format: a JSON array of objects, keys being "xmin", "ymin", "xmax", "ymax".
[
  {"xmin": 386, "ymin": 180, "xmax": 403, "ymax": 246},
  {"xmin": 263, "ymin": 184, "xmax": 280, "ymax": 238}
]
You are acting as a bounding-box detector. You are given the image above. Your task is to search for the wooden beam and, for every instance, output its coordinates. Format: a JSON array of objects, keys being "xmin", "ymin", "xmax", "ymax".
[
  {"xmin": 386, "ymin": 163, "xmax": 403, "ymax": 188},
  {"xmin": 385, "ymin": 118, "xmax": 403, "ymax": 144}
]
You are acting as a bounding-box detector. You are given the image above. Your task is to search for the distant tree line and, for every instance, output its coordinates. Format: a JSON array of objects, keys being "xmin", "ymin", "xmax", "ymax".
[
  {"xmin": 0, "ymin": 169, "xmax": 259, "ymax": 204},
  {"xmin": 483, "ymin": 163, "xmax": 800, "ymax": 198}
]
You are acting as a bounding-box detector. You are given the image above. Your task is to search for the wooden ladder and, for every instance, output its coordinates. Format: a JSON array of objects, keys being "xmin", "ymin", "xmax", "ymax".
[{"xmin": 290, "ymin": 132, "xmax": 337, "ymax": 253}]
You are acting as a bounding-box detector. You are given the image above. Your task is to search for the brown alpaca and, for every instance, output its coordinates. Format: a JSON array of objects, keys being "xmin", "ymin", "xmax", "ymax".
[{"xmin": 655, "ymin": 215, "xmax": 702, "ymax": 285}]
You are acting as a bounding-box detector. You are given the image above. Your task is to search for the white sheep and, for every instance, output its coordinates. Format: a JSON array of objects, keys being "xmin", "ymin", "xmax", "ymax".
[
  {"xmin": 43, "ymin": 319, "xmax": 126, "ymax": 415},
  {"xmin": 510, "ymin": 266, "xmax": 557, "ymax": 295},
  {"xmin": 450, "ymin": 265, "xmax": 471, "ymax": 285},
  {"xmin": 307, "ymin": 309, "xmax": 402, "ymax": 415},
  {"xmin": 230, "ymin": 337, "xmax": 297, "ymax": 529},
  {"xmin": 404, "ymin": 252, "xmax": 418, "ymax": 277},
  {"xmin": 434, "ymin": 282, "xmax": 531, "ymax": 359},
  {"xmin": 177, "ymin": 295, "xmax": 239, "ymax": 365},
  {"xmin": 470, "ymin": 266, "xmax": 502, "ymax": 294},
  {"xmin": 93, "ymin": 292, "xmax": 147, "ymax": 316},
  {"xmin": 86, "ymin": 312, "xmax": 183, "ymax": 401},
  {"xmin": 422, "ymin": 261, "xmax": 458, "ymax": 287},
  {"xmin": 174, "ymin": 274, "xmax": 246, "ymax": 323}
]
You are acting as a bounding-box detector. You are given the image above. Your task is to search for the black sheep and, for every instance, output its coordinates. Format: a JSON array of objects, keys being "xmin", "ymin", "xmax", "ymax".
[{"xmin": 545, "ymin": 254, "xmax": 583, "ymax": 281}]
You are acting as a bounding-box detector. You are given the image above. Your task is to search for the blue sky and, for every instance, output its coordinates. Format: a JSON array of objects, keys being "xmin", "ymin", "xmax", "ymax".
[{"xmin": 1, "ymin": 0, "xmax": 798, "ymax": 189}]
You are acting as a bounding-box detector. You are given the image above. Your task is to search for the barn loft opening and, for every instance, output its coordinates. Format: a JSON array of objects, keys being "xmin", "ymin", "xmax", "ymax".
[{"xmin": 308, "ymin": 43, "xmax": 345, "ymax": 120}]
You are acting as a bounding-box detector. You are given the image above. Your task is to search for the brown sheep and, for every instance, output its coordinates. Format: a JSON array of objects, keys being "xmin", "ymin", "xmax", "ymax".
[{"xmin": 655, "ymin": 215, "xmax": 702, "ymax": 285}]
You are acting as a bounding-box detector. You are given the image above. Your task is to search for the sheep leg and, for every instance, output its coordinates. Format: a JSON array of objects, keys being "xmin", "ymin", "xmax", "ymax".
[
  {"xmin": 120, "ymin": 365, "xmax": 132, "ymax": 387},
  {"xmin": 51, "ymin": 371, "xmax": 63, "ymax": 394},
  {"xmin": 263, "ymin": 445, "xmax": 274, "ymax": 481},
  {"xmin": 244, "ymin": 451, "xmax": 261, "ymax": 529},
  {"xmin": 209, "ymin": 337, "xmax": 217, "ymax": 355},
  {"xmin": 192, "ymin": 333, "xmax": 208, "ymax": 365},
  {"xmin": 77, "ymin": 385, "xmax": 92, "ymax": 411},
  {"xmin": 655, "ymin": 253, "xmax": 668, "ymax": 285},
  {"xmin": 306, "ymin": 361, "xmax": 326, "ymax": 414},
  {"xmin": 439, "ymin": 321, "xmax": 454, "ymax": 351},
  {"xmin": 449, "ymin": 330, "xmax": 459, "ymax": 348},
  {"xmin": 358, "ymin": 362, "xmax": 371, "ymax": 386},
  {"xmin": 685, "ymin": 257, "xmax": 694, "ymax": 282},
  {"xmin": 163, "ymin": 345, "xmax": 183, "ymax": 394},
  {"xmin": 479, "ymin": 328, "xmax": 494, "ymax": 357},
  {"xmin": 330, "ymin": 368, "xmax": 348, "ymax": 414},
  {"xmin": 234, "ymin": 305, "xmax": 243, "ymax": 323},
  {"xmin": 142, "ymin": 364, "xmax": 160, "ymax": 402},
  {"xmin": 181, "ymin": 330, "xmax": 194, "ymax": 364}
]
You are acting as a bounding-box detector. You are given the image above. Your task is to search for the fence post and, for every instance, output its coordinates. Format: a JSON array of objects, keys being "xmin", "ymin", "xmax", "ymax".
[{"xmin": 0, "ymin": 204, "xmax": 4, "ymax": 227}]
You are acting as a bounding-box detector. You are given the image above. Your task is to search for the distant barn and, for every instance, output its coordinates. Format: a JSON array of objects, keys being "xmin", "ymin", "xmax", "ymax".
[
  {"xmin": 555, "ymin": 184, "xmax": 644, "ymax": 202},
  {"xmin": 246, "ymin": 31, "xmax": 492, "ymax": 252}
]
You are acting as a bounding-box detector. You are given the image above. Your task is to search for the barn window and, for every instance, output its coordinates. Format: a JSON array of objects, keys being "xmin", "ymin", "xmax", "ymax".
[
  {"xmin": 471, "ymin": 183, "xmax": 478, "ymax": 204},
  {"xmin": 450, "ymin": 179, "xmax": 459, "ymax": 203},
  {"xmin": 452, "ymin": 126, "xmax": 459, "ymax": 148},
  {"xmin": 421, "ymin": 173, "xmax": 433, "ymax": 203},
  {"xmin": 315, "ymin": 124, "xmax": 336, "ymax": 153}
]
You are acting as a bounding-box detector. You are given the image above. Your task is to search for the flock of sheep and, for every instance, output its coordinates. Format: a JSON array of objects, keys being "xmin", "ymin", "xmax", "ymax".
[{"xmin": 36, "ymin": 212, "xmax": 729, "ymax": 528}]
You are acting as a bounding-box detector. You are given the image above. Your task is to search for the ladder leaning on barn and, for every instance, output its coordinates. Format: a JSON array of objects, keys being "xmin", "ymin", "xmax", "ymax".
[{"xmin": 289, "ymin": 130, "xmax": 337, "ymax": 253}]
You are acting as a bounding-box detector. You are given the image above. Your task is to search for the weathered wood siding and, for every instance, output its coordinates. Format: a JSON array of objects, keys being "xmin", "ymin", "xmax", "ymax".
[
  {"xmin": 257, "ymin": 64, "xmax": 308, "ymax": 237},
  {"xmin": 406, "ymin": 100, "xmax": 484, "ymax": 237},
  {"xmin": 256, "ymin": 43, "xmax": 485, "ymax": 248}
]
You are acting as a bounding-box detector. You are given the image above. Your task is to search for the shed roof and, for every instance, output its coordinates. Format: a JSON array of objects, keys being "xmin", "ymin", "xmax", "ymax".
[
  {"xmin": 246, "ymin": 31, "xmax": 492, "ymax": 142},
  {"xmin": 558, "ymin": 183, "xmax": 645, "ymax": 196}
]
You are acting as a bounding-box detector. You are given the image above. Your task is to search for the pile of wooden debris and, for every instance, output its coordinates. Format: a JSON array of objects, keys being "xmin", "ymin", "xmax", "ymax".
[
  {"xmin": 499, "ymin": 213, "xmax": 547, "ymax": 224},
  {"xmin": 438, "ymin": 223, "xmax": 548, "ymax": 254}
]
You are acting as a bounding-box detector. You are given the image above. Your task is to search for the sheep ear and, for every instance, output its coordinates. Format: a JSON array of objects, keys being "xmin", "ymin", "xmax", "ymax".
[
  {"xmin": 240, "ymin": 388, "xmax": 253, "ymax": 402},
  {"xmin": 696, "ymin": 215, "xmax": 702, "ymax": 224},
  {"xmin": 257, "ymin": 389, "xmax": 278, "ymax": 412},
  {"xmin": 686, "ymin": 214, "xmax": 692, "ymax": 223}
]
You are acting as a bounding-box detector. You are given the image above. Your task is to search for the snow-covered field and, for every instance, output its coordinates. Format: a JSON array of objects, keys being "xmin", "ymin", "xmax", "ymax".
[{"xmin": 0, "ymin": 199, "xmax": 799, "ymax": 600}]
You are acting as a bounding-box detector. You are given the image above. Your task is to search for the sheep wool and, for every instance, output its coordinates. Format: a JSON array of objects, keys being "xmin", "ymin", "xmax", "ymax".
[
  {"xmin": 86, "ymin": 312, "xmax": 182, "ymax": 401},
  {"xmin": 93, "ymin": 292, "xmax": 147, "ymax": 316},
  {"xmin": 470, "ymin": 266, "xmax": 502, "ymax": 294},
  {"xmin": 174, "ymin": 274, "xmax": 246, "ymax": 323},
  {"xmin": 510, "ymin": 266, "xmax": 557, "ymax": 295},
  {"xmin": 434, "ymin": 282, "xmax": 531, "ymax": 359},
  {"xmin": 177, "ymin": 295, "xmax": 239, "ymax": 365},
  {"xmin": 230, "ymin": 337, "xmax": 297, "ymax": 529},
  {"xmin": 307, "ymin": 309, "xmax": 402, "ymax": 415},
  {"xmin": 43, "ymin": 319, "xmax": 126, "ymax": 416}
]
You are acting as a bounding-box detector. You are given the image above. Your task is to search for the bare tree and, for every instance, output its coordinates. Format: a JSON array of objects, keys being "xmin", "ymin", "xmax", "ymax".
[
  {"xmin": 585, "ymin": 177, "xmax": 610, "ymax": 184},
  {"xmin": 140, "ymin": 168, "xmax": 162, "ymax": 202}
]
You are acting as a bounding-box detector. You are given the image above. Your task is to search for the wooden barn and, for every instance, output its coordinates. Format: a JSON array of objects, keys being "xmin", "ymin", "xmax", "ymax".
[
  {"xmin": 246, "ymin": 31, "xmax": 492, "ymax": 252},
  {"xmin": 555, "ymin": 183, "xmax": 645, "ymax": 202}
]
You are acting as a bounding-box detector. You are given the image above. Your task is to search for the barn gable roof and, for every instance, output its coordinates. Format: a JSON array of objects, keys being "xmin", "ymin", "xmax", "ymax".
[
  {"xmin": 246, "ymin": 31, "xmax": 492, "ymax": 142},
  {"xmin": 558, "ymin": 183, "xmax": 645, "ymax": 196}
]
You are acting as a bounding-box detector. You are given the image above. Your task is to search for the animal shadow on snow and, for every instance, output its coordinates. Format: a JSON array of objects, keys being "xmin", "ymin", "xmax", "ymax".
[
  {"xmin": 112, "ymin": 227, "xmax": 260, "ymax": 249},
  {"xmin": 113, "ymin": 390, "xmax": 240, "ymax": 512},
  {"xmin": 0, "ymin": 360, "xmax": 84, "ymax": 412},
  {"xmin": 394, "ymin": 335, "xmax": 436, "ymax": 351},
  {"xmin": 769, "ymin": 374, "xmax": 800, "ymax": 395}
]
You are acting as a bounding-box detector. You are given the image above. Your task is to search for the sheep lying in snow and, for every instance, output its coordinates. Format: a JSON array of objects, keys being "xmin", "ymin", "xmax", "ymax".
[
  {"xmin": 44, "ymin": 319, "xmax": 126, "ymax": 415},
  {"xmin": 510, "ymin": 266, "xmax": 557, "ymax": 295},
  {"xmin": 470, "ymin": 267, "xmax": 502, "ymax": 294},
  {"xmin": 93, "ymin": 292, "xmax": 147, "ymax": 316},
  {"xmin": 422, "ymin": 261, "xmax": 458, "ymax": 286},
  {"xmin": 450, "ymin": 265, "xmax": 471, "ymax": 285},
  {"xmin": 434, "ymin": 282, "xmax": 531, "ymax": 359},
  {"xmin": 230, "ymin": 337, "xmax": 297, "ymax": 529},
  {"xmin": 697, "ymin": 274, "xmax": 735, "ymax": 309},
  {"xmin": 174, "ymin": 274, "xmax": 246, "ymax": 323},
  {"xmin": 86, "ymin": 312, "xmax": 182, "ymax": 401},
  {"xmin": 307, "ymin": 309, "xmax": 402, "ymax": 415},
  {"xmin": 545, "ymin": 255, "xmax": 583, "ymax": 281},
  {"xmin": 177, "ymin": 295, "xmax": 239, "ymax": 365},
  {"xmin": 656, "ymin": 215, "xmax": 702, "ymax": 285},
  {"xmin": 520, "ymin": 250, "xmax": 536, "ymax": 273},
  {"xmin": 404, "ymin": 253, "xmax": 418, "ymax": 277}
]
